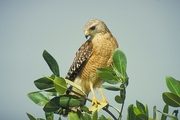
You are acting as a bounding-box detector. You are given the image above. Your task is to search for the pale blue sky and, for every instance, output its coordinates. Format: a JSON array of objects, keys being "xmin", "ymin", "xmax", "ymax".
[{"xmin": 0, "ymin": 1, "xmax": 180, "ymax": 119}]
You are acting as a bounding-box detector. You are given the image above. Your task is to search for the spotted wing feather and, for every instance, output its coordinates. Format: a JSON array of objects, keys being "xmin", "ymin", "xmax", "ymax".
[{"xmin": 66, "ymin": 39, "xmax": 92, "ymax": 81}]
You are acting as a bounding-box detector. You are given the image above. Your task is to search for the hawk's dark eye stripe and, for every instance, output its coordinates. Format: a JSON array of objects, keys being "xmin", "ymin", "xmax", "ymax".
[{"xmin": 90, "ymin": 26, "xmax": 95, "ymax": 30}]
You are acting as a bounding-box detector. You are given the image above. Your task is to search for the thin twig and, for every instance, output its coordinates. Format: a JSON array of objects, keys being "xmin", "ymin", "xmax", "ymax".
[
  {"xmin": 119, "ymin": 102, "xmax": 124, "ymax": 119},
  {"xmin": 118, "ymin": 85, "xmax": 126, "ymax": 119},
  {"xmin": 103, "ymin": 106, "xmax": 118, "ymax": 120}
]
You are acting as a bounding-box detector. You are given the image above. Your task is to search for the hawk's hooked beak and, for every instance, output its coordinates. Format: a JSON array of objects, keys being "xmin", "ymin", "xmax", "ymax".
[
  {"xmin": 85, "ymin": 30, "xmax": 90, "ymax": 39},
  {"xmin": 85, "ymin": 35, "xmax": 89, "ymax": 39}
]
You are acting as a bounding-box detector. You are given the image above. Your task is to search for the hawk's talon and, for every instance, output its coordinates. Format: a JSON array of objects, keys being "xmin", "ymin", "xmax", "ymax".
[
  {"xmin": 100, "ymin": 98, "xmax": 107, "ymax": 104},
  {"xmin": 91, "ymin": 97, "xmax": 108, "ymax": 108},
  {"xmin": 92, "ymin": 98, "xmax": 100, "ymax": 107}
]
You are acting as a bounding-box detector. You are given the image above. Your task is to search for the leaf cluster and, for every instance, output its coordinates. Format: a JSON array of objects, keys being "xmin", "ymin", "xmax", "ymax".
[
  {"xmin": 27, "ymin": 49, "xmax": 180, "ymax": 120},
  {"xmin": 27, "ymin": 49, "xmax": 128, "ymax": 120},
  {"xmin": 27, "ymin": 50, "xmax": 88, "ymax": 120},
  {"xmin": 125, "ymin": 76, "xmax": 180, "ymax": 120}
]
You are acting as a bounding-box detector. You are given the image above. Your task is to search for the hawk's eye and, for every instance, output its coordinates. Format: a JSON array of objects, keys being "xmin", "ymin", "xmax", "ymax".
[{"xmin": 89, "ymin": 26, "xmax": 95, "ymax": 30}]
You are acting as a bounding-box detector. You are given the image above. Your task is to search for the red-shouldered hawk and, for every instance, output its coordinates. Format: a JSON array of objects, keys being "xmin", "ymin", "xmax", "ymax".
[{"xmin": 66, "ymin": 19, "xmax": 118, "ymax": 106}]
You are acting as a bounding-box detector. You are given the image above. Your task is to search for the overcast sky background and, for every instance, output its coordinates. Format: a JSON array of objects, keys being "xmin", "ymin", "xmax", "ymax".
[{"xmin": 0, "ymin": 1, "xmax": 180, "ymax": 120}]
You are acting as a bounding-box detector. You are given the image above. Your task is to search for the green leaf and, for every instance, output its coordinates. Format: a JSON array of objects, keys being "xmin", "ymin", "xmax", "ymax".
[
  {"xmin": 136, "ymin": 100, "xmax": 146, "ymax": 115},
  {"xmin": 54, "ymin": 107, "xmax": 69, "ymax": 116},
  {"xmin": 43, "ymin": 101, "xmax": 60, "ymax": 112},
  {"xmin": 54, "ymin": 77, "xmax": 67, "ymax": 95},
  {"xmin": 162, "ymin": 92, "xmax": 180, "ymax": 107},
  {"xmin": 166, "ymin": 76, "xmax": 180, "ymax": 97},
  {"xmin": 76, "ymin": 110, "xmax": 83, "ymax": 120},
  {"xmin": 45, "ymin": 112, "xmax": 54, "ymax": 120},
  {"xmin": 34, "ymin": 77, "xmax": 55, "ymax": 92},
  {"xmin": 98, "ymin": 67, "xmax": 115, "ymax": 74},
  {"xmin": 101, "ymin": 85, "xmax": 120, "ymax": 91},
  {"xmin": 144, "ymin": 104, "xmax": 149, "ymax": 117},
  {"xmin": 58, "ymin": 116, "xmax": 62, "ymax": 120},
  {"xmin": 27, "ymin": 92, "xmax": 49, "ymax": 106},
  {"xmin": 68, "ymin": 112, "xmax": 80, "ymax": 120},
  {"xmin": 92, "ymin": 110, "xmax": 98, "ymax": 120},
  {"xmin": 65, "ymin": 78, "xmax": 86, "ymax": 96},
  {"xmin": 43, "ymin": 50, "xmax": 60, "ymax": 77},
  {"xmin": 135, "ymin": 114, "xmax": 148, "ymax": 120},
  {"xmin": 26, "ymin": 113, "xmax": 36, "ymax": 120},
  {"xmin": 51, "ymin": 95, "xmax": 82, "ymax": 108},
  {"xmin": 113, "ymin": 49, "xmax": 127, "ymax": 77},
  {"xmin": 82, "ymin": 112, "xmax": 91, "ymax": 120},
  {"xmin": 133, "ymin": 107, "xmax": 141, "ymax": 115},
  {"xmin": 80, "ymin": 105, "xmax": 89, "ymax": 113},
  {"xmin": 161, "ymin": 104, "xmax": 168, "ymax": 120},
  {"xmin": 153, "ymin": 106, "xmax": 157, "ymax": 120},
  {"xmin": 157, "ymin": 109, "xmax": 178, "ymax": 120},
  {"xmin": 127, "ymin": 104, "xmax": 135, "ymax": 120},
  {"xmin": 115, "ymin": 95, "xmax": 123, "ymax": 104},
  {"xmin": 97, "ymin": 68, "xmax": 120, "ymax": 84},
  {"xmin": 36, "ymin": 118, "xmax": 45, "ymax": 120}
]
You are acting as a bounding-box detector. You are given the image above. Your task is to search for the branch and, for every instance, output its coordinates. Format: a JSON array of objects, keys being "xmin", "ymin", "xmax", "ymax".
[{"xmin": 103, "ymin": 105, "xmax": 118, "ymax": 120}]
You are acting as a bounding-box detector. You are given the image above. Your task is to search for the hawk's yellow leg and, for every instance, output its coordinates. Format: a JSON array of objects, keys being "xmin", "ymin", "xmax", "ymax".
[
  {"xmin": 98, "ymin": 88, "xmax": 107, "ymax": 103},
  {"xmin": 89, "ymin": 81, "xmax": 99, "ymax": 107},
  {"xmin": 89, "ymin": 82, "xmax": 107, "ymax": 107}
]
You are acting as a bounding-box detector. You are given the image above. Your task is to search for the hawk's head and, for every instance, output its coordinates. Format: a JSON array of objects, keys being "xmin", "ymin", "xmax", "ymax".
[{"xmin": 84, "ymin": 19, "xmax": 110, "ymax": 39}]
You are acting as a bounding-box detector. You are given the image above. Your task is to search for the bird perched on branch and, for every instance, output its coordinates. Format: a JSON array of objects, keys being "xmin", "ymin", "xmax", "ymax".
[{"xmin": 66, "ymin": 19, "xmax": 118, "ymax": 107}]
